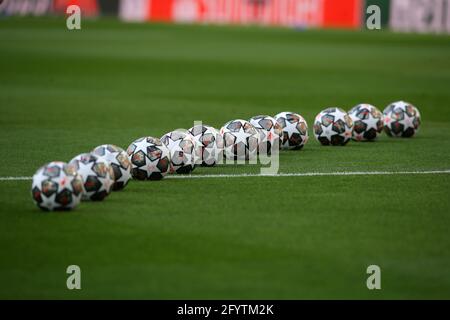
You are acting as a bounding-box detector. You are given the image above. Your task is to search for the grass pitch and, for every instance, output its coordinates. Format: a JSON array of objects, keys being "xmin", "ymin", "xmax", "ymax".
[{"xmin": 0, "ymin": 18, "xmax": 450, "ymax": 299}]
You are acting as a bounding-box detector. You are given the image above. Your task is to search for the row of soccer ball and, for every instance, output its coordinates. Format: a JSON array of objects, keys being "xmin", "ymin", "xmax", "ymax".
[{"xmin": 31, "ymin": 101, "xmax": 421, "ymax": 211}]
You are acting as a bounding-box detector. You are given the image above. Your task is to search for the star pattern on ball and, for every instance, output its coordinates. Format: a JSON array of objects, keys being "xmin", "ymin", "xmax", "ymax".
[
  {"xmin": 92, "ymin": 144, "xmax": 132, "ymax": 191},
  {"xmin": 164, "ymin": 136, "xmax": 181, "ymax": 151},
  {"xmin": 73, "ymin": 157, "xmax": 114, "ymax": 200},
  {"xmin": 365, "ymin": 115, "xmax": 380, "ymax": 132},
  {"xmin": 275, "ymin": 112, "xmax": 309, "ymax": 150},
  {"xmin": 383, "ymin": 101, "xmax": 421, "ymax": 138},
  {"xmin": 33, "ymin": 171, "xmax": 59, "ymax": 210},
  {"xmin": 31, "ymin": 162, "xmax": 82, "ymax": 211},
  {"xmin": 96, "ymin": 172, "xmax": 112, "ymax": 194},
  {"xmin": 32, "ymin": 170, "xmax": 50, "ymax": 190},
  {"xmin": 233, "ymin": 126, "xmax": 253, "ymax": 146},
  {"xmin": 188, "ymin": 125, "xmax": 223, "ymax": 166},
  {"xmin": 133, "ymin": 139, "xmax": 151, "ymax": 154},
  {"xmin": 41, "ymin": 193, "xmax": 58, "ymax": 210},
  {"xmin": 322, "ymin": 124, "xmax": 334, "ymax": 136},
  {"xmin": 161, "ymin": 132, "xmax": 196, "ymax": 173},
  {"xmin": 400, "ymin": 113, "xmax": 415, "ymax": 128},
  {"xmin": 283, "ymin": 119, "xmax": 300, "ymax": 139},
  {"xmin": 146, "ymin": 156, "xmax": 162, "ymax": 174},
  {"xmin": 314, "ymin": 108, "xmax": 352, "ymax": 145}
]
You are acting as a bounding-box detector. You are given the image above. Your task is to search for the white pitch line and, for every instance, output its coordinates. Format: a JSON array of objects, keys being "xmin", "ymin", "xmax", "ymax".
[
  {"xmin": 165, "ymin": 170, "xmax": 450, "ymax": 179},
  {"xmin": 0, "ymin": 170, "xmax": 449, "ymax": 182},
  {"xmin": 0, "ymin": 176, "xmax": 33, "ymax": 181}
]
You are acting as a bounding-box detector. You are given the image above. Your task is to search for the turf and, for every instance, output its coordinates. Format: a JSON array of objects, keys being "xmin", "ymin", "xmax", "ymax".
[{"xmin": 0, "ymin": 17, "xmax": 449, "ymax": 299}]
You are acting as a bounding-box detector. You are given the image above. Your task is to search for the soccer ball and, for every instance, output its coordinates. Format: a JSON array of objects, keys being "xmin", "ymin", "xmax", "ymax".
[
  {"xmin": 126, "ymin": 136, "xmax": 170, "ymax": 180},
  {"xmin": 69, "ymin": 153, "xmax": 115, "ymax": 201},
  {"xmin": 314, "ymin": 107, "xmax": 353, "ymax": 146},
  {"xmin": 220, "ymin": 119, "xmax": 258, "ymax": 161},
  {"xmin": 31, "ymin": 161, "xmax": 83, "ymax": 211},
  {"xmin": 161, "ymin": 130, "xmax": 196, "ymax": 174},
  {"xmin": 383, "ymin": 101, "xmax": 421, "ymax": 138},
  {"xmin": 274, "ymin": 112, "xmax": 309, "ymax": 150},
  {"xmin": 249, "ymin": 115, "xmax": 282, "ymax": 154},
  {"xmin": 188, "ymin": 125, "xmax": 224, "ymax": 166},
  {"xmin": 92, "ymin": 144, "xmax": 132, "ymax": 191},
  {"xmin": 348, "ymin": 104, "xmax": 383, "ymax": 141}
]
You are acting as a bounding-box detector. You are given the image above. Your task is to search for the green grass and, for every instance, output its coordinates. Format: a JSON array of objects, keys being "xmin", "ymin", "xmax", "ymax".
[{"xmin": 0, "ymin": 17, "xmax": 450, "ymax": 299}]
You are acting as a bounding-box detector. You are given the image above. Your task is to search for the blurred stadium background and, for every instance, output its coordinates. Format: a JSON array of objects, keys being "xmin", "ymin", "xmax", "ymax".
[{"xmin": 1, "ymin": 0, "xmax": 449, "ymax": 34}]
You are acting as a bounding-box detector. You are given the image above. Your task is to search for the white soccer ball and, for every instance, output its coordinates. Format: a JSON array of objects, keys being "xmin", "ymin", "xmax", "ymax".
[
  {"xmin": 92, "ymin": 144, "xmax": 132, "ymax": 191},
  {"xmin": 348, "ymin": 104, "xmax": 384, "ymax": 141},
  {"xmin": 313, "ymin": 107, "xmax": 353, "ymax": 146},
  {"xmin": 220, "ymin": 119, "xmax": 258, "ymax": 161},
  {"xmin": 127, "ymin": 136, "xmax": 171, "ymax": 180},
  {"xmin": 31, "ymin": 161, "xmax": 83, "ymax": 211},
  {"xmin": 274, "ymin": 112, "xmax": 309, "ymax": 150},
  {"xmin": 188, "ymin": 125, "xmax": 224, "ymax": 166},
  {"xmin": 383, "ymin": 101, "xmax": 421, "ymax": 138},
  {"xmin": 69, "ymin": 153, "xmax": 115, "ymax": 201},
  {"xmin": 249, "ymin": 115, "xmax": 282, "ymax": 154},
  {"xmin": 161, "ymin": 130, "xmax": 196, "ymax": 174}
]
